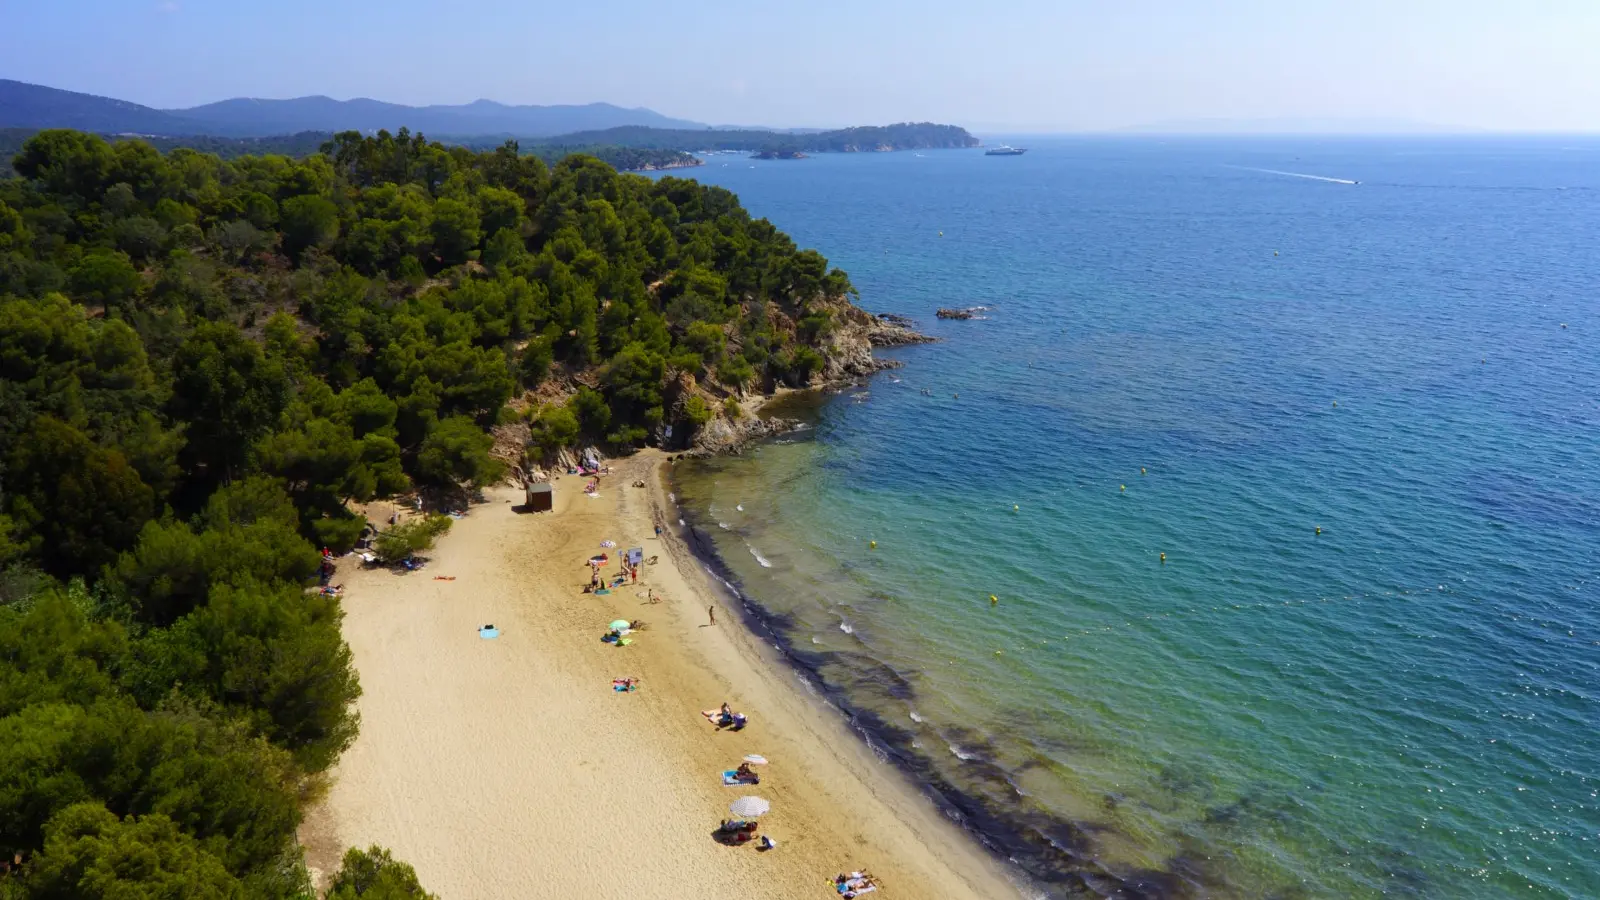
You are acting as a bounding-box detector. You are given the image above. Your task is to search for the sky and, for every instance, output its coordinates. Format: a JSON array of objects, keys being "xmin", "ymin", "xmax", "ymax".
[{"xmin": 3, "ymin": 0, "xmax": 1599, "ymax": 132}]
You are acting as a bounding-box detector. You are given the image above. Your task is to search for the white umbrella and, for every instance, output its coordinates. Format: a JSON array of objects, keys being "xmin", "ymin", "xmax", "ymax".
[
  {"xmin": 742, "ymin": 754, "xmax": 768, "ymax": 766},
  {"xmin": 729, "ymin": 796, "xmax": 770, "ymax": 818}
]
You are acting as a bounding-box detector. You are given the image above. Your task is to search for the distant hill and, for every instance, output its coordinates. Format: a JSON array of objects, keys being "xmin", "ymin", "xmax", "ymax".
[
  {"xmin": 0, "ymin": 79, "xmax": 196, "ymax": 133},
  {"xmin": 166, "ymin": 95, "xmax": 707, "ymax": 138},
  {"xmin": 0, "ymin": 79, "xmax": 706, "ymax": 138}
]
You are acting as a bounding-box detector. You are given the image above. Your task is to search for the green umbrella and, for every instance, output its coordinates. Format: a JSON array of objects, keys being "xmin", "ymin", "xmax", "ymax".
[{"xmin": 608, "ymin": 620, "xmax": 632, "ymax": 631}]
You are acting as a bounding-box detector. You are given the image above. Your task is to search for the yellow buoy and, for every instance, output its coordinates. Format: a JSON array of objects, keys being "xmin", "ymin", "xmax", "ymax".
[
  {"xmin": 1120, "ymin": 484, "xmax": 1126, "ymax": 492},
  {"xmin": 1315, "ymin": 526, "xmax": 1322, "ymax": 535},
  {"xmin": 1332, "ymin": 401, "xmax": 1338, "ymax": 407},
  {"xmin": 990, "ymin": 595, "xmax": 998, "ymax": 606},
  {"xmin": 869, "ymin": 540, "xmax": 877, "ymax": 549},
  {"xmin": 1140, "ymin": 467, "xmax": 1147, "ymax": 475},
  {"xmin": 1160, "ymin": 552, "xmax": 1167, "ymax": 563},
  {"xmin": 1013, "ymin": 504, "xmax": 1019, "ymax": 512}
]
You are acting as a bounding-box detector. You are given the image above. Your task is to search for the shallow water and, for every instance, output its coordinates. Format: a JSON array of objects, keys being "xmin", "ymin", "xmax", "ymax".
[{"xmin": 655, "ymin": 138, "xmax": 1600, "ymax": 898}]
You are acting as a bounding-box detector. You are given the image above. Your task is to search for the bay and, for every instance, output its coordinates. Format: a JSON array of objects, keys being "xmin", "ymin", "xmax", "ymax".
[{"xmin": 652, "ymin": 137, "xmax": 1600, "ymax": 898}]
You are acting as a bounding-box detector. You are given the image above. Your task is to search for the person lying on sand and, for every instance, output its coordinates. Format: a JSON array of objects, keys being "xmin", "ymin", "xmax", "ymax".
[
  {"xmin": 612, "ymin": 677, "xmax": 638, "ymax": 691},
  {"xmin": 733, "ymin": 763, "xmax": 759, "ymax": 782}
]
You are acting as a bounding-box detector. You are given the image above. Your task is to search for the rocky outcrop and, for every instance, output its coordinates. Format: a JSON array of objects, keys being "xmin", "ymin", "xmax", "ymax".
[
  {"xmin": 815, "ymin": 301, "xmax": 935, "ymax": 382},
  {"xmin": 689, "ymin": 412, "xmax": 801, "ymax": 456},
  {"xmin": 936, "ymin": 307, "xmax": 976, "ymax": 320}
]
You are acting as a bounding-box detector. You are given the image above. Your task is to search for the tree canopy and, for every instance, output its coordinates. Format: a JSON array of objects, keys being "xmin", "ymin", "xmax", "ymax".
[{"xmin": 0, "ymin": 125, "xmax": 863, "ymax": 896}]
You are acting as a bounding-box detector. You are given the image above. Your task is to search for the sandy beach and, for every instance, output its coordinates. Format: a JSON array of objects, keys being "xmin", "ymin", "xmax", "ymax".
[{"xmin": 301, "ymin": 451, "xmax": 1011, "ymax": 899}]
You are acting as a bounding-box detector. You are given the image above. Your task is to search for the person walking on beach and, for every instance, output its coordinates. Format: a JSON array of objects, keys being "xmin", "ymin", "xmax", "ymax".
[{"xmin": 708, "ymin": 605, "xmax": 716, "ymax": 625}]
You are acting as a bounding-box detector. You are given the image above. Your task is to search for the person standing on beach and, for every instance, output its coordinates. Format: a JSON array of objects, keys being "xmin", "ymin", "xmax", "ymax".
[{"xmin": 708, "ymin": 605, "xmax": 716, "ymax": 625}]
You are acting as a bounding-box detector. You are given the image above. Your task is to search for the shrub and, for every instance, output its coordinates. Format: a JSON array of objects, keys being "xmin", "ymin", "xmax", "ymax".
[{"xmin": 373, "ymin": 515, "xmax": 452, "ymax": 563}]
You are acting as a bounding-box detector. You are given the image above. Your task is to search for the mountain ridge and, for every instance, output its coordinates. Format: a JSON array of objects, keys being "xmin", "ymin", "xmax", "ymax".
[{"xmin": 0, "ymin": 78, "xmax": 708, "ymax": 138}]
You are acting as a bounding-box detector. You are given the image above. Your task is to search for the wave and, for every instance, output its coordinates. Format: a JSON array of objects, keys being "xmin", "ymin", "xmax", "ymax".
[
  {"xmin": 748, "ymin": 545, "xmax": 772, "ymax": 567},
  {"xmin": 839, "ymin": 620, "xmax": 854, "ymax": 634},
  {"xmin": 1226, "ymin": 164, "xmax": 1358, "ymax": 185}
]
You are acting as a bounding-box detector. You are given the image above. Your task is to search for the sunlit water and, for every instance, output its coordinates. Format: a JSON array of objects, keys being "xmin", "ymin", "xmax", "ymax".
[{"xmin": 651, "ymin": 138, "xmax": 1600, "ymax": 898}]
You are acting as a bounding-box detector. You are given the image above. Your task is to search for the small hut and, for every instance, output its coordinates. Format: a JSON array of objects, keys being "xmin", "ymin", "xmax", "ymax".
[{"xmin": 524, "ymin": 482, "xmax": 553, "ymax": 513}]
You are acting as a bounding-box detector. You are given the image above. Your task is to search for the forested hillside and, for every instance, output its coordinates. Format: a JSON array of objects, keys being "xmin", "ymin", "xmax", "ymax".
[
  {"xmin": 0, "ymin": 128, "xmax": 699, "ymax": 174},
  {"xmin": 0, "ymin": 126, "xmax": 864, "ymax": 897}
]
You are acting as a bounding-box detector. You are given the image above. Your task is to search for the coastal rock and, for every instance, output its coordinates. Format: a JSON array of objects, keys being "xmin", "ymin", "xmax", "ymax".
[
  {"xmin": 689, "ymin": 413, "xmax": 800, "ymax": 456},
  {"xmin": 815, "ymin": 302, "xmax": 935, "ymax": 382},
  {"xmin": 936, "ymin": 307, "xmax": 976, "ymax": 320}
]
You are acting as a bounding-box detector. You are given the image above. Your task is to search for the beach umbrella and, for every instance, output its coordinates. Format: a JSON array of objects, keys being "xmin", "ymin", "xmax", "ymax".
[
  {"xmin": 600, "ymin": 540, "xmax": 617, "ymax": 548},
  {"xmin": 729, "ymin": 796, "xmax": 770, "ymax": 818},
  {"xmin": 608, "ymin": 620, "xmax": 632, "ymax": 632},
  {"xmin": 742, "ymin": 754, "xmax": 768, "ymax": 766},
  {"xmin": 589, "ymin": 554, "xmax": 608, "ymax": 564}
]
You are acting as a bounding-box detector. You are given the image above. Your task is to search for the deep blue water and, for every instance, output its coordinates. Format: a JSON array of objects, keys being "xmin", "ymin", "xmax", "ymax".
[{"xmin": 654, "ymin": 138, "xmax": 1600, "ymax": 898}]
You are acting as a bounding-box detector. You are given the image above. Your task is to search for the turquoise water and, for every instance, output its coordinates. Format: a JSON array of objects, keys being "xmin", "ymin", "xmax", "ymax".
[{"xmin": 652, "ymin": 139, "xmax": 1600, "ymax": 898}]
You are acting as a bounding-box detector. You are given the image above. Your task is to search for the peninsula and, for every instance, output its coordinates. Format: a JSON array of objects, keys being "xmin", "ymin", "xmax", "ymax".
[{"xmin": 0, "ymin": 126, "xmax": 977, "ymax": 898}]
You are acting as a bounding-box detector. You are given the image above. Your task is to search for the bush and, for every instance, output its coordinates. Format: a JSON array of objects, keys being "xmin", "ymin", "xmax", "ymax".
[
  {"xmin": 528, "ymin": 404, "xmax": 579, "ymax": 457},
  {"xmin": 723, "ymin": 396, "xmax": 742, "ymax": 420},
  {"xmin": 328, "ymin": 845, "xmax": 437, "ymax": 899},
  {"xmin": 683, "ymin": 395, "xmax": 712, "ymax": 428},
  {"xmin": 716, "ymin": 355, "xmax": 755, "ymax": 392},
  {"xmin": 415, "ymin": 416, "xmax": 505, "ymax": 488},
  {"xmin": 373, "ymin": 515, "xmax": 452, "ymax": 563},
  {"xmin": 313, "ymin": 515, "xmax": 369, "ymax": 554}
]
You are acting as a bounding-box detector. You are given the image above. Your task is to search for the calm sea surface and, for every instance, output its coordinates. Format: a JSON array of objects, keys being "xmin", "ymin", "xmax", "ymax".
[{"xmin": 651, "ymin": 138, "xmax": 1599, "ymax": 898}]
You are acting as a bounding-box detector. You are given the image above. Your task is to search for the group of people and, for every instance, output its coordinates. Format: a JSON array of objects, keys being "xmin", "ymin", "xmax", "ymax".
[
  {"xmin": 832, "ymin": 872, "xmax": 879, "ymax": 897},
  {"xmin": 702, "ymin": 702, "xmax": 748, "ymax": 731}
]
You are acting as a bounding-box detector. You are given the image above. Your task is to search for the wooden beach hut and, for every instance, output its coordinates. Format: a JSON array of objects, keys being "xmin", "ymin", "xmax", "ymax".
[{"xmin": 524, "ymin": 482, "xmax": 553, "ymax": 513}]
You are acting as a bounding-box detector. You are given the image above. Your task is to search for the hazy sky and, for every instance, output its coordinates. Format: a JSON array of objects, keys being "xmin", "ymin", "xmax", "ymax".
[{"xmin": 4, "ymin": 0, "xmax": 1598, "ymax": 131}]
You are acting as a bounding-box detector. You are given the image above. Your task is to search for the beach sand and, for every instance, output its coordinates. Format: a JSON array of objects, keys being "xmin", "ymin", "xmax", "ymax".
[{"xmin": 301, "ymin": 451, "xmax": 1011, "ymax": 899}]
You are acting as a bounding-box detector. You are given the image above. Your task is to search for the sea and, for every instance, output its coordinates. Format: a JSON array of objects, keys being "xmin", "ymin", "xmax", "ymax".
[{"xmin": 647, "ymin": 137, "xmax": 1599, "ymax": 899}]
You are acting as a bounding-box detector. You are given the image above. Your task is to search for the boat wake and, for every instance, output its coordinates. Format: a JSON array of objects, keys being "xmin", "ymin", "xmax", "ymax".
[{"xmin": 1226, "ymin": 165, "xmax": 1358, "ymax": 185}]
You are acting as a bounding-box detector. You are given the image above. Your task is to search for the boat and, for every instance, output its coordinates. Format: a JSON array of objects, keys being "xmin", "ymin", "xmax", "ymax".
[{"xmin": 985, "ymin": 145, "xmax": 1027, "ymax": 156}]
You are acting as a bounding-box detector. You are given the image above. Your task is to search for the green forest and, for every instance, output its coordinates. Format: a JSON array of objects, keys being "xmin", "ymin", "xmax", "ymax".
[
  {"xmin": 0, "ymin": 126, "xmax": 857, "ymax": 897},
  {"xmin": 0, "ymin": 128, "xmax": 700, "ymax": 174}
]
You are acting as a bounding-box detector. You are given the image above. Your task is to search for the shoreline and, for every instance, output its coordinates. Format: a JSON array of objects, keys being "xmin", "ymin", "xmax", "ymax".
[
  {"xmin": 666, "ymin": 459, "xmax": 1184, "ymax": 900},
  {"xmin": 301, "ymin": 451, "xmax": 1013, "ymax": 899}
]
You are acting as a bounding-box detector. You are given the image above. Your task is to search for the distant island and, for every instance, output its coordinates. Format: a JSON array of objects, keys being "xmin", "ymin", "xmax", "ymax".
[
  {"xmin": 753, "ymin": 149, "xmax": 808, "ymax": 160},
  {"xmin": 555, "ymin": 123, "xmax": 980, "ymax": 154}
]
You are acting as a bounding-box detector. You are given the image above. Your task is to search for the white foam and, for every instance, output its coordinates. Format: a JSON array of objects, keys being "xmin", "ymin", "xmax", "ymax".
[
  {"xmin": 748, "ymin": 546, "xmax": 772, "ymax": 567},
  {"xmin": 839, "ymin": 620, "xmax": 854, "ymax": 634},
  {"xmin": 736, "ymin": 504, "xmax": 744, "ymax": 511},
  {"xmin": 1227, "ymin": 164, "xmax": 1358, "ymax": 185},
  {"xmin": 949, "ymin": 744, "xmax": 978, "ymax": 761},
  {"xmin": 718, "ymin": 522, "xmax": 731, "ymax": 530},
  {"xmin": 909, "ymin": 710, "xmax": 924, "ymax": 723}
]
